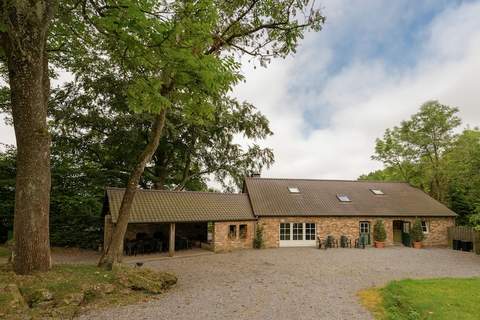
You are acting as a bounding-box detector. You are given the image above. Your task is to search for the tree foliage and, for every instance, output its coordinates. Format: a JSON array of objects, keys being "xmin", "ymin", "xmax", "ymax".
[
  {"xmin": 48, "ymin": 77, "xmax": 274, "ymax": 192},
  {"xmin": 0, "ymin": 0, "xmax": 325, "ymax": 253},
  {"xmin": 361, "ymin": 101, "xmax": 480, "ymax": 227}
]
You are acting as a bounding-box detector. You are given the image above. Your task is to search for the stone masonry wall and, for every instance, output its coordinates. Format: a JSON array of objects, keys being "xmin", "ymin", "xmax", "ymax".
[
  {"xmin": 258, "ymin": 216, "xmax": 455, "ymax": 248},
  {"xmin": 213, "ymin": 221, "xmax": 255, "ymax": 252}
]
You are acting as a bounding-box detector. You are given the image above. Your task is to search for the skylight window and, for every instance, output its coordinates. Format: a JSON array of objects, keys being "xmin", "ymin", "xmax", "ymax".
[
  {"xmin": 336, "ymin": 194, "xmax": 351, "ymax": 202},
  {"xmin": 370, "ymin": 189, "xmax": 385, "ymax": 195},
  {"xmin": 288, "ymin": 187, "xmax": 300, "ymax": 193}
]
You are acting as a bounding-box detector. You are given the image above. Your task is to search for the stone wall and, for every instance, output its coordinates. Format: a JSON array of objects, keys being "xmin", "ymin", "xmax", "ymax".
[
  {"xmin": 258, "ymin": 216, "xmax": 455, "ymax": 248},
  {"xmin": 213, "ymin": 221, "xmax": 255, "ymax": 252}
]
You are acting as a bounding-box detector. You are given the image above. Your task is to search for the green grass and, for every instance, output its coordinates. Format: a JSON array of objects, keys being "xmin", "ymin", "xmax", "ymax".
[
  {"xmin": 359, "ymin": 278, "xmax": 480, "ymax": 320},
  {"xmin": 0, "ymin": 246, "xmax": 10, "ymax": 258},
  {"xmin": 0, "ymin": 263, "xmax": 176, "ymax": 319}
]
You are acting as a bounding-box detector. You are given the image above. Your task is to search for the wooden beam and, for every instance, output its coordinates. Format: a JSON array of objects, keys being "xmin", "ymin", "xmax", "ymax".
[{"xmin": 169, "ymin": 223, "xmax": 175, "ymax": 257}]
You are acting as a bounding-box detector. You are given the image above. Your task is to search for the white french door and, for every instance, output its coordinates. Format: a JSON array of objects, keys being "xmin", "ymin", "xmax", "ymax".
[{"xmin": 279, "ymin": 222, "xmax": 316, "ymax": 247}]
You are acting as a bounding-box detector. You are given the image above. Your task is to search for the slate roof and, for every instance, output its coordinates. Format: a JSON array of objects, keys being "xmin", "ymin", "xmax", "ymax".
[
  {"xmin": 243, "ymin": 177, "xmax": 456, "ymax": 217},
  {"xmin": 105, "ymin": 188, "xmax": 255, "ymax": 223}
]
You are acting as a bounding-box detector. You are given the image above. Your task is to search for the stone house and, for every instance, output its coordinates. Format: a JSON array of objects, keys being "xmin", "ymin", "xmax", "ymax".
[{"xmin": 103, "ymin": 177, "xmax": 456, "ymax": 255}]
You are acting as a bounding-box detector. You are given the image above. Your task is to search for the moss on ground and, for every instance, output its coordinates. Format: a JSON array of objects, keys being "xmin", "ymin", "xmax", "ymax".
[{"xmin": 0, "ymin": 263, "xmax": 176, "ymax": 319}]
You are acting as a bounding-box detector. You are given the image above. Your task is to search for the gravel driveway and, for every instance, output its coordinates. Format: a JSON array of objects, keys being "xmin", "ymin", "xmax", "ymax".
[{"xmin": 79, "ymin": 247, "xmax": 480, "ymax": 320}]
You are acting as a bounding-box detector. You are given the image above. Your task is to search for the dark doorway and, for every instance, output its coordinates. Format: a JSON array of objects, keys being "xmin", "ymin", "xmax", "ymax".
[
  {"xmin": 393, "ymin": 220, "xmax": 403, "ymax": 243},
  {"xmin": 393, "ymin": 220, "xmax": 411, "ymax": 246}
]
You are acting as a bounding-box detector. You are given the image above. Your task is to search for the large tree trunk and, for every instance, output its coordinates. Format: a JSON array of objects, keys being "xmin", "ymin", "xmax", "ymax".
[
  {"xmin": 98, "ymin": 109, "xmax": 167, "ymax": 269},
  {"xmin": 1, "ymin": 1, "xmax": 54, "ymax": 274}
]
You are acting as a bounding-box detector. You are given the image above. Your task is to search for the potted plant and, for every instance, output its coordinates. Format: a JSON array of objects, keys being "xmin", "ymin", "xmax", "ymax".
[
  {"xmin": 373, "ymin": 220, "xmax": 387, "ymax": 248},
  {"xmin": 411, "ymin": 218, "xmax": 425, "ymax": 249}
]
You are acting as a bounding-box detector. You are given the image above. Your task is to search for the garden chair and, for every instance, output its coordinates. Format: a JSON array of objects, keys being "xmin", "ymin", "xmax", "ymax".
[
  {"xmin": 340, "ymin": 235, "xmax": 352, "ymax": 248},
  {"xmin": 326, "ymin": 235, "xmax": 338, "ymax": 248},
  {"xmin": 355, "ymin": 234, "xmax": 367, "ymax": 249},
  {"xmin": 124, "ymin": 240, "xmax": 137, "ymax": 256},
  {"xmin": 317, "ymin": 237, "xmax": 328, "ymax": 250}
]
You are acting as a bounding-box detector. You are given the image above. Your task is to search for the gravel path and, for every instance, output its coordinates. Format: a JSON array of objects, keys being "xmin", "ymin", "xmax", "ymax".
[{"xmin": 79, "ymin": 247, "xmax": 480, "ymax": 320}]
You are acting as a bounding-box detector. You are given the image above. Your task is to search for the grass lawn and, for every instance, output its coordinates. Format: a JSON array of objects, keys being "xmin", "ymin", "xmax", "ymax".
[
  {"xmin": 0, "ymin": 246, "xmax": 10, "ymax": 258},
  {"xmin": 0, "ymin": 263, "xmax": 176, "ymax": 319},
  {"xmin": 359, "ymin": 277, "xmax": 480, "ymax": 320}
]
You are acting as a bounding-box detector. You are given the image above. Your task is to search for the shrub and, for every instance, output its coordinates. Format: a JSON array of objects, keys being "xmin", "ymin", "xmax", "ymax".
[
  {"xmin": 373, "ymin": 220, "xmax": 387, "ymax": 242},
  {"xmin": 253, "ymin": 223, "xmax": 264, "ymax": 249},
  {"xmin": 411, "ymin": 218, "xmax": 425, "ymax": 242}
]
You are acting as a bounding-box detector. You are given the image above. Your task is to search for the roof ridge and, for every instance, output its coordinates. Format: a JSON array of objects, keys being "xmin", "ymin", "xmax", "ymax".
[
  {"xmin": 105, "ymin": 187, "xmax": 247, "ymax": 196},
  {"xmin": 244, "ymin": 177, "xmax": 409, "ymax": 183}
]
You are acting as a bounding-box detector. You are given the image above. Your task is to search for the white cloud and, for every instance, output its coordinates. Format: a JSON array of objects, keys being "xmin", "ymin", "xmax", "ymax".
[
  {"xmin": 1, "ymin": 1, "xmax": 480, "ymax": 183},
  {"xmin": 234, "ymin": 0, "xmax": 480, "ymax": 180}
]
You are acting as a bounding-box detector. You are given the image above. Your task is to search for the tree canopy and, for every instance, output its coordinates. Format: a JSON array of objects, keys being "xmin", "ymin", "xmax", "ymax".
[
  {"xmin": 0, "ymin": 0, "xmax": 325, "ymax": 256},
  {"xmin": 361, "ymin": 101, "xmax": 480, "ymax": 227}
]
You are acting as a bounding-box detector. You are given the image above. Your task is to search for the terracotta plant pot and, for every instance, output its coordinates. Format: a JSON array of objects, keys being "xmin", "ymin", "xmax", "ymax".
[
  {"xmin": 374, "ymin": 241, "xmax": 385, "ymax": 248},
  {"xmin": 413, "ymin": 241, "xmax": 422, "ymax": 249}
]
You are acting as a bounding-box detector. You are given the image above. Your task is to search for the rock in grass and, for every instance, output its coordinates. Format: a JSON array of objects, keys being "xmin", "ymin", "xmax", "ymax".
[
  {"xmin": 63, "ymin": 292, "xmax": 85, "ymax": 306},
  {"xmin": 114, "ymin": 266, "xmax": 177, "ymax": 294},
  {"xmin": 33, "ymin": 288, "xmax": 54, "ymax": 301},
  {"xmin": 29, "ymin": 288, "xmax": 55, "ymax": 308}
]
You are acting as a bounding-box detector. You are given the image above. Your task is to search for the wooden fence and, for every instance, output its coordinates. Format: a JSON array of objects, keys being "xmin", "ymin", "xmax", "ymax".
[{"xmin": 447, "ymin": 226, "xmax": 480, "ymax": 254}]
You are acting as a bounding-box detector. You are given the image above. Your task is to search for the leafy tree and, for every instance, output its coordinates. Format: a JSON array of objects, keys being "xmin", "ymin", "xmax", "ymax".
[
  {"xmin": 400, "ymin": 101, "xmax": 461, "ymax": 202},
  {"xmin": 0, "ymin": 0, "xmax": 55, "ymax": 274},
  {"xmin": 91, "ymin": 0, "xmax": 325, "ymax": 268},
  {"xmin": 0, "ymin": 143, "xmax": 114, "ymax": 250},
  {"xmin": 372, "ymin": 127, "xmax": 418, "ymax": 182},
  {"xmin": 0, "ymin": 1, "xmax": 324, "ymax": 270},
  {"xmin": 367, "ymin": 101, "xmax": 461, "ymax": 203},
  {"xmin": 49, "ymin": 78, "xmax": 274, "ymax": 192},
  {"xmin": 361, "ymin": 103, "xmax": 480, "ymax": 227},
  {"xmin": 0, "ymin": 145, "xmax": 15, "ymax": 244},
  {"xmin": 359, "ymin": 167, "xmax": 409, "ymax": 182},
  {"xmin": 150, "ymin": 98, "xmax": 274, "ymax": 191},
  {"xmin": 444, "ymin": 129, "xmax": 480, "ymax": 225}
]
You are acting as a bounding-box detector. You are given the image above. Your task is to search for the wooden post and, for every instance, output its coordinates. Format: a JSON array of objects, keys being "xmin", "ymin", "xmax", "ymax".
[
  {"xmin": 475, "ymin": 231, "xmax": 480, "ymax": 255},
  {"xmin": 169, "ymin": 223, "xmax": 175, "ymax": 257},
  {"xmin": 447, "ymin": 226, "xmax": 453, "ymax": 249}
]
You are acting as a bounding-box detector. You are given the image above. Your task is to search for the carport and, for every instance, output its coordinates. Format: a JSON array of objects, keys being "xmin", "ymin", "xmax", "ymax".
[{"xmin": 103, "ymin": 188, "xmax": 255, "ymax": 256}]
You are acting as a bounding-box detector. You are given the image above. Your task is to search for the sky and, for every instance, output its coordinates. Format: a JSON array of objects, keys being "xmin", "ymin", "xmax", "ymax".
[
  {"xmin": 1, "ymin": 0, "xmax": 480, "ymax": 181},
  {"xmin": 233, "ymin": 0, "xmax": 480, "ymax": 180}
]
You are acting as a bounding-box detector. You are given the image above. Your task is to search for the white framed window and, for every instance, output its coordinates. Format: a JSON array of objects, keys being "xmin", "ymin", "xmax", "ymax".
[
  {"xmin": 279, "ymin": 222, "xmax": 317, "ymax": 246},
  {"xmin": 305, "ymin": 223, "xmax": 316, "ymax": 240},
  {"xmin": 292, "ymin": 223, "xmax": 303, "ymax": 240},
  {"xmin": 370, "ymin": 189, "xmax": 385, "ymax": 195},
  {"xmin": 288, "ymin": 186, "xmax": 300, "ymax": 193},
  {"xmin": 337, "ymin": 194, "xmax": 351, "ymax": 202},
  {"xmin": 280, "ymin": 223, "xmax": 291, "ymax": 240},
  {"xmin": 360, "ymin": 221, "xmax": 370, "ymax": 234},
  {"xmin": 421, "ymin": 220, "xmax": 429, "ymax": 234}
]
